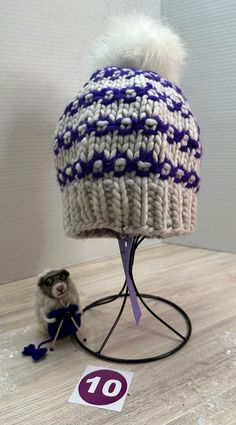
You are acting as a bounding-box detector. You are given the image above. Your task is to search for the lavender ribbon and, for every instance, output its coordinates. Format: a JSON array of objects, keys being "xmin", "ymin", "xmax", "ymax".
[{"xmin": 118, "ymin": 237, "xmax": 142, "ymax": 325}]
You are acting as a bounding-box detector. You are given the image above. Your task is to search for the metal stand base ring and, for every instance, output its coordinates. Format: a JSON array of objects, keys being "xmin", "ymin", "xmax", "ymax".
[
  {"xmin": 74, "ymin": 293, "xmax": 192, "ymax": 364},
  {"xmin": 74, "ymin": 235, "xmax": 192, "ymax": 364}
]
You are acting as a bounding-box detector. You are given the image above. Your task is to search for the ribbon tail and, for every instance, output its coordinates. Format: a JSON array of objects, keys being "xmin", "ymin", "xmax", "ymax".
[{"xmin": 118, "ymin": 238, "xmax": 142, "ymax": 325}]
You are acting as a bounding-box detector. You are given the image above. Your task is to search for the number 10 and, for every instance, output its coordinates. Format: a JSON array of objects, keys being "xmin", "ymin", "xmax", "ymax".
[{"xmin": 86, "ymin": 376, "xmax": 122, "ymax": 397}]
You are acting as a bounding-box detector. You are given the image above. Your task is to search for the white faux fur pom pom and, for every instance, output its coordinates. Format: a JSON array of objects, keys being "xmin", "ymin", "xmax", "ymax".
[{"xmin": 92, "ymin": 15, "xmax": 186, "ymax": 85}]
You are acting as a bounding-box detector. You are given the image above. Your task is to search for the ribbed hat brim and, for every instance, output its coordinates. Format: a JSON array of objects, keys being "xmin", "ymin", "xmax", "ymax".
[{"xmin": 62, "ymin": 175, "xmax": 197, "ymax": 239}]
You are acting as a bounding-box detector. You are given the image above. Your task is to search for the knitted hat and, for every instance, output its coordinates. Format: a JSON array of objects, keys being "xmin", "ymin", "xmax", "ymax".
[{"xmin": 53, "ymin": 16, "xmax": 201, "ymax": 239}]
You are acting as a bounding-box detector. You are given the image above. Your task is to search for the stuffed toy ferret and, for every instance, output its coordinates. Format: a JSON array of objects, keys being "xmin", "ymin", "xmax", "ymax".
[{"xmin": 35, "ymin": 268, "xmax": 80, "ymax": 331}]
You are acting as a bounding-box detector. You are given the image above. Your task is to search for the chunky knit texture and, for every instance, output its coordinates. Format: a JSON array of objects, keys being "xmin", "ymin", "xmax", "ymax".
[{"xmin": 54, "ymin": 66, "xmax": 201, "ymax": 238}]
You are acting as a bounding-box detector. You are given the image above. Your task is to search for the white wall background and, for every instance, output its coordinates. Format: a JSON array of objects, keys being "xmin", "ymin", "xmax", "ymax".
[
  {"xmin": 2, "ymin": 0, "xmax": 235, "ymax": 283},
  {"xmin": 0, "ymin": 0, "xmax": 161, "ymax": 283},
  {"xmin": 162, "ymin": 0, "xmax": 236, "ymax": 253}
]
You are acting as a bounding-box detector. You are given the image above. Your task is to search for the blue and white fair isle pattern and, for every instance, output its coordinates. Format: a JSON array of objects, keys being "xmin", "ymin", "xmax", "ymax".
[{"xmin": 54, "ymin": 66, "xmax": 201, "ymax": 238}]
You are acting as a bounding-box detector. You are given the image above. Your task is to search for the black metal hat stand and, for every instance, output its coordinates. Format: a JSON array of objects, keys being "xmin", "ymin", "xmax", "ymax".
[{"xmin": 74, "ymin": 234, "xmax": 192, "ymax": 363}]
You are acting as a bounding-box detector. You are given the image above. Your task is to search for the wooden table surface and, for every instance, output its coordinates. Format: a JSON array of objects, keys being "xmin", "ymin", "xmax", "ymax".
[{"xmin": 1, "ymin": 243, "xmax": 236, "ymax": 425}]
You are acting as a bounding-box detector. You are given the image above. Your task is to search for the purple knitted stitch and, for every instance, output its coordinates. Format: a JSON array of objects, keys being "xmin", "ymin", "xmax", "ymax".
[{"xmin": 54, "ymin": 66, "xmax": 201, "ymax": 193}]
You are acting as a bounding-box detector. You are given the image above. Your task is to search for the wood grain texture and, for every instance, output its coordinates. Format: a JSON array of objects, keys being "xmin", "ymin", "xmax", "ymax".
[{"xmin": 1, "ymin": 243, "xmax": 236, "ymax": 424}]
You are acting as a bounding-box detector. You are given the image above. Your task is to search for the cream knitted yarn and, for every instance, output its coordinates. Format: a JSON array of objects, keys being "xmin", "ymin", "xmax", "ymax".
[
  {"xmin": 53, "ymin": 16, "xmax": 201, "ymax": 239},
  {"xmin": 54, "ymin": 66, "xmax": 201, "ymax": 239}
]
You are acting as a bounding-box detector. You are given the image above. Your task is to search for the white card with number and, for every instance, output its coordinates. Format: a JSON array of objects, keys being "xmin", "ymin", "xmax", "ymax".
[{"xmin": 69, "ymin": 365, "xmax": 133, "ymax": 411}]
